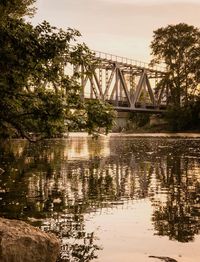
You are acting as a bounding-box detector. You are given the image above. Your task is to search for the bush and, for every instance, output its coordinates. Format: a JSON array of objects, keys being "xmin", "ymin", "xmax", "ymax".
[{"xmin": 129, "ymin": 112, "xmax": 150, "ymax": 128}]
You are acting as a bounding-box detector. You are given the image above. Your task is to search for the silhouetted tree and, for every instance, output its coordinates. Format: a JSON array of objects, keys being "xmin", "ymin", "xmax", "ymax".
[
  {"xmin": 150, "ymin": 23, "xmax": 200, "ymax": 130},
  {"xmin": 0, "ymin": 0, "xmax": 114, "ymax": 141}
]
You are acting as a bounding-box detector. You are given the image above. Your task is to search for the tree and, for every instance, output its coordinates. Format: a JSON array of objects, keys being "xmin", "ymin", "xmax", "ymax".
[
  {"xmin": 0, "ymin": 0, "xmax": 36, "ymax": 20},
  {"xmin": 0, "ymin": 0, "xmax": 115, "ymax": 141},
  {"xmin": 150, "ymin": 23, "xmax": 200, "ymax": 130}
]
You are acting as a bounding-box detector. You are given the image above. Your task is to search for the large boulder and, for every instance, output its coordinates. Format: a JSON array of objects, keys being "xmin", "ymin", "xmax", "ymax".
[{"xmin": 0, "ymin": 217, "xmax": 60, "ymax": 262}]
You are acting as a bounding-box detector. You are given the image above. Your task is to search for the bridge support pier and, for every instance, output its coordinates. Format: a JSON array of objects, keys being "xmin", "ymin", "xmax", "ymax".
[
  {"xmin": 112, "ymin": 112, "xmax": 167, "ymax": 132},
  {"xmin": 113, "ymin": 112, "xmax": 130, "ymax": 132},
  {"xmin": 149, "ymin": 114, "xmax": 167, "ymax": 126}
]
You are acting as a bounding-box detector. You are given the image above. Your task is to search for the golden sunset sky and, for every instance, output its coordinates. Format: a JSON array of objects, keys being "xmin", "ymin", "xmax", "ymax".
[{"xmin": 31, "ymin": 0, "xmax": 200, "ymax": 62}]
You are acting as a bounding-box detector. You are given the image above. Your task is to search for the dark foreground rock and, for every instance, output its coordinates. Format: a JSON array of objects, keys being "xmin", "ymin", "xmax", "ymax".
[{"xmin": 0, "ymin": 217, "xmax": 60, "ymax": 262}]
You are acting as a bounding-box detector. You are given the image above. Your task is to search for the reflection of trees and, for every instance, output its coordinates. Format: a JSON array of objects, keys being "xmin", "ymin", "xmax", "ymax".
[
  {"xmin": 0, "ymin": 138, "xmax": 156, "ymax": 261},
  {"xmin": 40, "ymin": 214, "xmax": 100, "ymax": 262},
  {"xmin": 104, "ymin": 138, "xmax": 200, "ymax": 242},
  {"xmin": 0, "ymin": 138, "xmax": 159, "ymax": 218},
  {"xmin": 152, "ymin": 156, "xmax": 200, "ymax": 242},
  {"xmin": 0, "ymin": 137, "xmax": 200, "ymax": 259}
]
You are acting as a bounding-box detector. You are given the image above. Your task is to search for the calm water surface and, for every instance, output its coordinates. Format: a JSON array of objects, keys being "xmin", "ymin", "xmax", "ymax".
[{"xmin": 0, "ymin": 135, "xmax": 200, "ymax": 262}]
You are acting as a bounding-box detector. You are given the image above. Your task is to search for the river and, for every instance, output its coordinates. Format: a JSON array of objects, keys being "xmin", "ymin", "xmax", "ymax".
[{"xmin": 0, "ymin": 134, "xmax": 200, "ymax": 262}]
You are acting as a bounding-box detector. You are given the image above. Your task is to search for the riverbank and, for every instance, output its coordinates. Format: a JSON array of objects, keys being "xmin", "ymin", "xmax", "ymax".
[{"xmin": 67, "ymin": 132, "xmax": 200, "ymax": 138}]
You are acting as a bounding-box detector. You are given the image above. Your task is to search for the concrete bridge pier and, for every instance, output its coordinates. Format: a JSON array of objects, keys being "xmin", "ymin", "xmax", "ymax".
[
  {"xmin": 149, "ymin": 114, "xmax": 167, "ymax": 126},
  {"xmin": 112, "ymin": 112, "xmax": 167, "ymax": 131},
  {"xmin": 113, "ymin": 111, "xmax": 130, "ymax": 131}
]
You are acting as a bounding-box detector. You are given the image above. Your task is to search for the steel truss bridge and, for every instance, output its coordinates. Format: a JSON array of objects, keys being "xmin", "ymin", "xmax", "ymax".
[{"xmin": 72, "ymin": 50, "xmax": 169, "ymax": 113}]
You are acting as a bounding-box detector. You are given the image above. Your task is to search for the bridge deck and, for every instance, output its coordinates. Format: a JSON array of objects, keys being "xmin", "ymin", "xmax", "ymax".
[{"xmin": 107, "ymin": 100, "xmax": 166, "ymax": 113}]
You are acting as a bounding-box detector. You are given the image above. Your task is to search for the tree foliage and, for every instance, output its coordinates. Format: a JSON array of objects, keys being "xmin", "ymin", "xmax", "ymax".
[
  {"xmin": 129, "ymin": 112, "xmax": 150, "ymax": 128},
  {"xmin": 0, "ymin": 0, "xmax": 36, "ymax": 20},
  {"xmin": 150, "ymin": 23, "xmax": 200, "ymax": 130},
  {"xmin": 0, "ymin": 0, "xmax": 115, "ymax": 141}
]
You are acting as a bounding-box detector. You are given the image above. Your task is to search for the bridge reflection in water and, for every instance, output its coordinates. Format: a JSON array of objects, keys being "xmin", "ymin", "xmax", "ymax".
[{"xmin": 0, "ymin": 136, "xmax": 200, "ymax": 261}]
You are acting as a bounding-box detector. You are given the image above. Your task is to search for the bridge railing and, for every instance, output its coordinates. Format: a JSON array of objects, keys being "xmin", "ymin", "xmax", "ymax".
[
  {"xmin": 94, "ymin": 50, "xmax": 166, "ymax": 73},
  {"xmin": 69, "ymin": 45, "xmax": 166, "ymax": 73}
]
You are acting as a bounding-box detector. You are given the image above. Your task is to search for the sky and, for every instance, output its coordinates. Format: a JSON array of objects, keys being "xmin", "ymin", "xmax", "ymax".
[{"xmin": 31, "ymin": 0, "xmax": 200, "ymax": 62}]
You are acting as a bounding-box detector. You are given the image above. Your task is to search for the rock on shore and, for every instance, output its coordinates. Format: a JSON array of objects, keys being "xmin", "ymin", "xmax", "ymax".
[{"xmin": 0, "ymin": 217, "xmax": 60, "ymax": 262}]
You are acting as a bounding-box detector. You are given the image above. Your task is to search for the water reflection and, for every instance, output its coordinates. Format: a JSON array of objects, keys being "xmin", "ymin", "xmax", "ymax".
[{"xmin": 0, "ymin": 137, "xmax": 200, "ymax": 261}]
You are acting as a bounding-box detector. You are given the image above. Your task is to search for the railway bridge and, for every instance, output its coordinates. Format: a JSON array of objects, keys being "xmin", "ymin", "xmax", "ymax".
[{"xmin": 72, "ymin": 50, "xmax": 169, "ymax": 113}]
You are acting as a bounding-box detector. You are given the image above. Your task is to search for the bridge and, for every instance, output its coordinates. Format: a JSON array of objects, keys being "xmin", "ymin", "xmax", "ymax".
[{"xmin": 71, "ymin": 50, "xmax": 169, "ymax": 113}]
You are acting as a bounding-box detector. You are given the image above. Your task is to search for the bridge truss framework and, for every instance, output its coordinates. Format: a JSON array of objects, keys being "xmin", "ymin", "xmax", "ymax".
[{"xmin": 73, "ymin": 51, "xmax": 169, "ymax": 113}]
